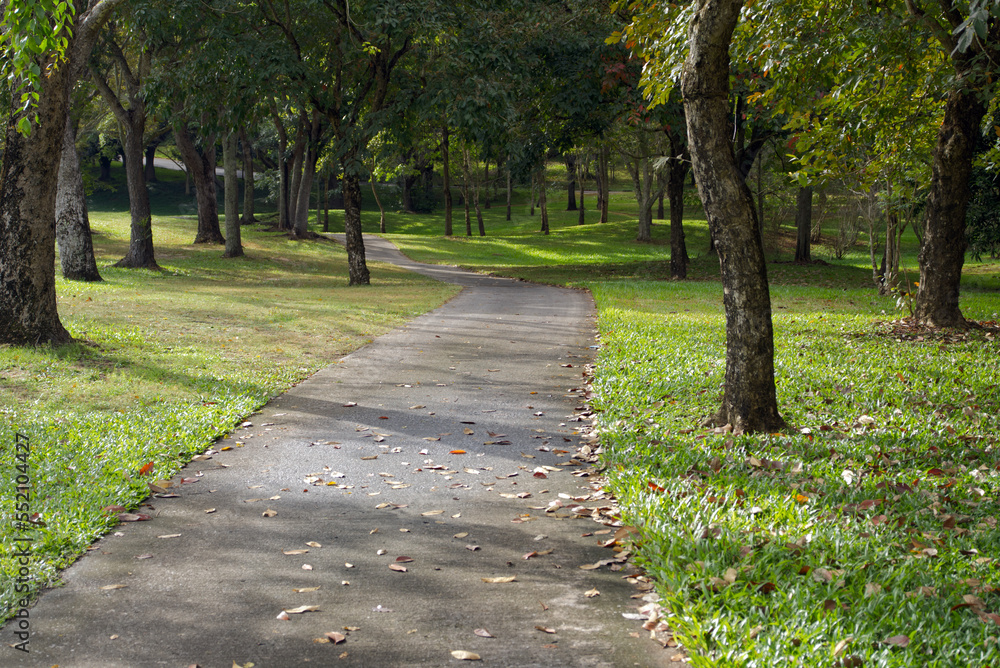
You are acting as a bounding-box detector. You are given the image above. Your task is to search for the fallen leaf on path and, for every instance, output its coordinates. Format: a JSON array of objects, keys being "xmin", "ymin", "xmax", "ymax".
[
  {"xmin": 324, "ymin": 632, "xmax": 347, "ymax": 644},
  {"xmin": 450, "ymin": 450, "xmax": 467, "ymax": 455},
  {"xmin": 262, "ymin": 509, "xmax": 278, "ymax": 517},
  {"xmin": 584, "ymin": 589, "xmax": 600, "ymax": 598},
  {"xmin": 474, "ymin": 628, "xmax": 494, "ymax": 638},
  {"xmin": 306, "ymin": 541, "xmax": 322, "ymax": 548},
  {"xmin": 157, "ymin": 534, "xmax": 182, "ymax": 539},
  {"xmin": 454, "ymin": 532, "xmax": 469, "ymax": 539},
  {"xmin": 284, "ymin": 605, "xmax": 320, "ymax": 614},
  {"xmin": 410, "ymin": 405, "xmax": 426, "ymax": 410},
  {"xmin": 361, "ymin": 455, "xmax": 378, "ymax": 461},
  {"xmin": 293, "ymin": 587, "xmax": 321, "ymax": 593},
  {"xmin": 466, "ymin": 545, "xmax": 481, "ymax": 551},
  {"xmin": 482, "ymin": 576, "xmax": 517, "ymax": 583},
  {"xmin": 302, "ymin": 564, "xmax": 313, "ymax": 570},
  {"xmin": 101, "ymin": 584, "xmax": 127, "ymax": 590},
  {"xmin": 463, "ymin": 428, "xmax": 474, "ymax": 435},
  {"xmin": 451, "ymin": 650, "xmax": 481, "ymax": 660},
  {"xmin": 135, "ymin": 554, "xmax": 153, "ymax": 560},
  {"xmin": 535, "ymin": 626, "xmax": 556, "ymax": 634},
  {"xmin": 421, "ymin": 510, "xmax": 445, "ymax": 516},
  {"xmin": 343, "ymin": 402, "xmax": 357, "ymax": 407},
  {"xmin": 389, "ymin": 563, "xmax": 408, "ymax": 572},
  {"xmin": 204, "ymin": 508, "xmax": 217, "ymax": 514},
  {"xmin": 395, "ymin": 556, "xmax": 414, "ymax": 563},
  {"xmin": 118, "ymin": 513, "xmax": 152, "ymax": 522},
  {"xmin": 283, "ymin": 549, "xmax": 309, "ymax": 555}
]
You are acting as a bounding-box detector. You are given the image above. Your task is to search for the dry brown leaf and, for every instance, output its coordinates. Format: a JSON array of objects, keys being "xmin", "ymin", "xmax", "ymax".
[
  {"xmin": 474, "ymin": 628, "xmax": 494, "ymax": 638},
  {"xmin": 421, "ymin": 510, "xmax": 445, "ymax": 516},
  {"xmin": 584, "ymin": 588, "xmax": 600, "ymax": 598},
  {"xmin": 262, "ymin": 509, "xmax": 277, "ymax": 518},
  {"xmin": 389, "ymin": 563, "xmax": 408, "ymax": 572},
  {"xmin": 100, "ymin": 584, "xmax": 127, "ymax": 590},
  {"xmin": 306, "ymin": 541, "xmax": 322, "ymax": 548},
  {"xmin": 482, "ymin": 576, "xmax": 517, "ymax": 584},
  {"xmin": 293, "ymin": 587, "xmax": 321, "ymax": 593},
  {"xmin": 535, "ymin": 626, "xmax": 556, "ymax": 634},
  {"xmin": 157, "ymin": 534, "xmax": 182, "ymax": 539},
  {"xmin": 325, "ymin": 632, "xmax": 347, "ymax": 644},
  {"xmin": 883, "ymin": 635, "xmax": 910, "ymax": 647},
  {"xmin": 283, "ymin": 549, "xmax": 309, "ymax": 555}
]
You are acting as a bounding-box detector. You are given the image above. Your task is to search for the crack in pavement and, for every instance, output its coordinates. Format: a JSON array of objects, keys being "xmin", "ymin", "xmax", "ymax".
[{"xmin": 7, "ymin": 235, "xmax": 674, "ymax": 667}]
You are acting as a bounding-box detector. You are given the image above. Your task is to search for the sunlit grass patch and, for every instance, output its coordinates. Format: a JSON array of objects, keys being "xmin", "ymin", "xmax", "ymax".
[{"xmin": 589, "ymin": 280, "xmax": 1000, "ymax": 667}]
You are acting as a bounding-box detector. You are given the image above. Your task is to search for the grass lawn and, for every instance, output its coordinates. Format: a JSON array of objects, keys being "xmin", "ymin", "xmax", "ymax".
[
  {"xmin": 379, "ymin": 190, "xmax": 1000, "ymax": 666},
  {"xmin": 0, "ymin": 206, "xmax": 457, "ymax": 620}
]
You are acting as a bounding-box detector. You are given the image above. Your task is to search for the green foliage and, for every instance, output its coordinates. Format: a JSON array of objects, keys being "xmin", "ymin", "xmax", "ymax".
[{"xmin": 0, "ymin": 0, "xmax": 74, "ymax": 134}]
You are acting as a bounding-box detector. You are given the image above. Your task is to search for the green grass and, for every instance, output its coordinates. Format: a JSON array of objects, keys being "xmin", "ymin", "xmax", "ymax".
[
  {"xmin": 0, "ymin": 209, "xmax": 457, "ymax": 620},
  {"xmin": 375, "ymin": 184, "xmax": 1000, "ymax": 666}
]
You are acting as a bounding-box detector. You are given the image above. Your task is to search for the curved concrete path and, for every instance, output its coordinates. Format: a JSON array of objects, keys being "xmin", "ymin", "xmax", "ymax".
[{"xmin": 7, "ymin": 236, "xmax": 672, "ymax": 667}]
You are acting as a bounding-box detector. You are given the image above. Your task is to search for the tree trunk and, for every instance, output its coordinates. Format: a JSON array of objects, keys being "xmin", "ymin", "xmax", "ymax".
[
  {"xmin": 682, "ymin": 0, "xmax": 784, "ymax": 433},
  {"xmin": 566, "ymin": 154, "xmax": 577, "ymax": 211},
  {"xmin": 506, "ymin": 164, "xmax": 513, "ymax": 222},
  {"xmin": 443, "ymin": 126, "xmax": 453, "ymax": 236},
  {"xmin": 293, "ymin": 145, "xmax": 318, "ymax": 237},
  {"xmin": 0, "ymin": 73, "xmax": 74, "ymax": 344},
  {"xmin": 372, "ymin": 168, "xmax": 387, "ymax": 233},
  {"xmin": 175, "ymin": 122, "xmax": 224, "ymax": 245},
  {"xmin": 321, "ymin": 168, "xmax": 331, "ymax": 233},
  {"xmin": 475, "ymin": 173, "xmax": 485, "ymax": 237},
  {"xmin": 462, "ymin": 146, "xmax": 472, "ymax": 236},
  {"xmin": 287, "ymin": 113, "xmax": 308, "ymax": 226},
  {"xmin": 240, "ymin": 127, "xmax": 256, "ymax": 224},
  {"xmin": 56, "ymin": 116, "xmax": 103, "ymax": 282},
  {"xmin": 539, "ymin": 170, "xmax": 550, "ymax": 235},
  {"xmin": 914, "ymin": 86, "xmax": 985, "ymax": 327},
  {"xmin": 402, "ymin": 172, "xmax": 417, "ymax": 213},
  {"xmin": 144, "ymin": 142, "xmax": 158, "ymax": 183},
  {"xmin": 117, "ymin": 119, "xmax": 159, "ymax": 266},
  {"xmin": 794, "ymin": 185, "xmax": 812, "ymax": 263},
  {"xmin": 668, "ymin": 148, "xmax": 689, "ymax": 279},
  {"xmin": 99, "ymin": 154, "xmax": 112, "ymax": 181},
  {"xmin": 223, "ymin": 131, "xmax": 243, "ymax": 258},
  {"xmin": 578, "ymin": 159, "xmax": 586, "ymax": 225},
  {"xmin": 342, "ymin": 169, "xmax": 370, "ymax": 285},
  {"xmin": 599, "ymin": 143, "xmax": 610, "ymax": 224}
]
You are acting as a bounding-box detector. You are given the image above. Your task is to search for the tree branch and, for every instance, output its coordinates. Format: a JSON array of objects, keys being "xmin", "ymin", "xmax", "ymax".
[{"xmin": 904, "ymin": 0, "xmax": 957, "ymax": 54}]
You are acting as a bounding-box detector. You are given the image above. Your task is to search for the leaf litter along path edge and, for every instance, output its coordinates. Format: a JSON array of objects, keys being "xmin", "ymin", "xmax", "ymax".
[{"xmin": 9, "ymin": 235, "xmax": 678, "ymax": 668}]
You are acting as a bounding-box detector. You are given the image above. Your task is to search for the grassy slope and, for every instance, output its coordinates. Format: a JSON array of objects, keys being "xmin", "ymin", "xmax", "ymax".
[
  {"xmin": 382, "ymin": 186, "xmax": 1000, "ymax": 666},
  {"xmin": 0, "ymin": 180, "xmax": 457, "ymax": 618}
]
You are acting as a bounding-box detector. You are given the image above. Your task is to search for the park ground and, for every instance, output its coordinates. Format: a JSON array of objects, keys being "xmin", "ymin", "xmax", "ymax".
[{"xmin": 2, "ymin": 162, "xmax": 999, "ymax": 666}]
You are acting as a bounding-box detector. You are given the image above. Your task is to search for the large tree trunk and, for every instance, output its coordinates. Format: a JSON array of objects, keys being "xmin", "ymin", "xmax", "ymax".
[
  {"xmin": 682, "ymin": 0, "xmax": 784, "ymax": 433},
  {"xmin": 443, "ymin": 126, "xmax": 453, "ymax": 236},
  {"xmin": 578, "ymin": 159, "xmax": 586, "ymax": 225},
  {"xmin": 56, "ymin": 116, "xmax": 103, "ymax": 282},
  {"xmin": 287, "ymin": 116, "xmax": 308, "ymax": 226},
  {"xmin": 240, "ymin": 127, "xmax": 256, "ymax": 224},
  {"xmin": 293, "ymin": 112, "xmax": 322, "ymax": 237},
  {"xmin": 342, "ymin": 169, "xmax": 370, "ymax": 285},
  {"xmin": 668, "ymin": 144, "xmax": 689, "ymax": 279},
  {"xmin": 223, "ymin": 131, "xmax": 243, "ymax": 258},
  {"xmin": 914, "ymin": 87, "xmax": 985, "ymax": 327},
  {"xmin": 175, "ymin": 121, "xmax": 224, "ymax": 244},
  {"xmin": 0, "ymin": 65, "xmax": 74, "ymax": 344},
  {"xmin": 475, "ymin": 174, "xmax": 485, "ymax": 237},
  {"xmin": 794, "ymin": 186, "xmax": 812, "ymax": 263}
]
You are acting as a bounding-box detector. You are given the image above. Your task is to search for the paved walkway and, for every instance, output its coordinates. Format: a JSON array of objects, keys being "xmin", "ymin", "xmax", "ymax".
[{"xmin": 8, "ymin": 237, "xmax": 672, "ymax": 667}]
